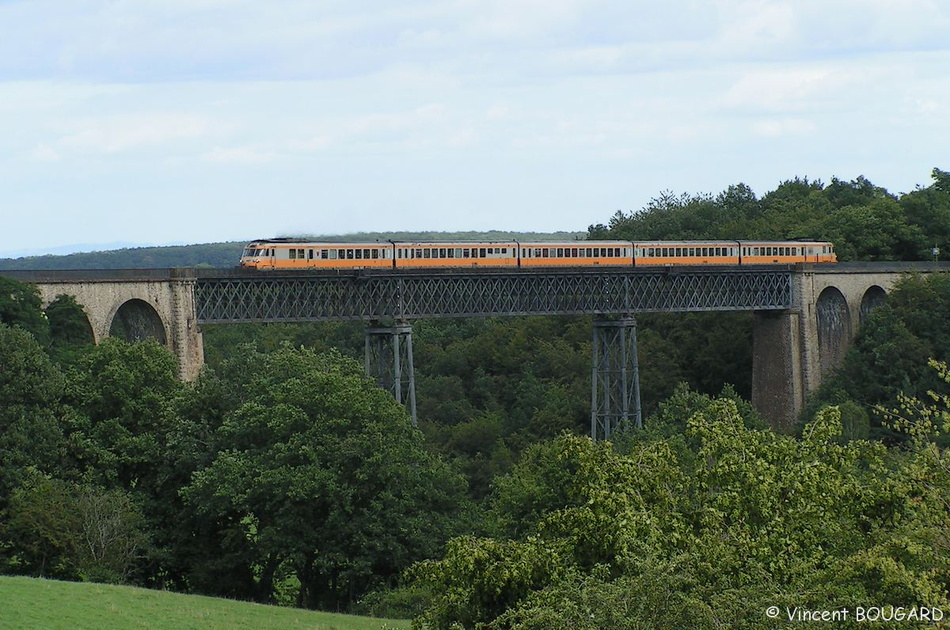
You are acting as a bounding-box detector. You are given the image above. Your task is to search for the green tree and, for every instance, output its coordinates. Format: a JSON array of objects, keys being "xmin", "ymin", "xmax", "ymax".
[
  {"xmin": 0, "ymin": 277, "xmax": 50, "ymax": 346},
  {"xmin": 182, "ymin": 345, "xmax": 470, "ymax": 610},
  {"xmin": 45, "ymin": 294, "xmax": 95, "ymax": 362},
  {"xmin": 0, "ymin": 325, "xmax": 67, "ymax": 503},
  {"xmin": 62, "ymin": 338, "xmax": 182, "ymax": 490},
  {"xmin": 410, "ymin": 401, "xmax": 950, "ymax": 629}
]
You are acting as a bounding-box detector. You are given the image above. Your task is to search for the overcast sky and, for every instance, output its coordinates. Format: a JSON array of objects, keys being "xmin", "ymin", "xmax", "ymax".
[{"xmin": 2, "ymin": 0, "xmax": 948, "ymax": 257}]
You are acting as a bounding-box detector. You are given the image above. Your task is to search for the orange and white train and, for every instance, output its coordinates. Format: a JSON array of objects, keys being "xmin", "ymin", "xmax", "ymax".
[{"xmin": 239, "ymin": 238, "xmax": 837, "ymax": 270}]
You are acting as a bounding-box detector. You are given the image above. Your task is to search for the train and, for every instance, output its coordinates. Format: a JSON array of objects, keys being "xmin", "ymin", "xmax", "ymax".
[{"xmin": 239, "ymin": 238, "xmax": 837, "ymax": 270}]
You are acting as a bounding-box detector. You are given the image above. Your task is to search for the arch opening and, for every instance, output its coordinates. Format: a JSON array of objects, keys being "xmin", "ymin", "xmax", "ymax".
[
  {"xmin": 109, "ymin": 299, "xmax": 167, "ymax": 345},
  {"xmin": 859, "ymin": 285, "xmax": 887, "ymax": 324},
  {"xmin": 816, "ymin": 286, "xmax": 851, "ymax": 375},
  {"xmin": 45, "ymin": 294, "xmax": 95, "ymax": 346}
]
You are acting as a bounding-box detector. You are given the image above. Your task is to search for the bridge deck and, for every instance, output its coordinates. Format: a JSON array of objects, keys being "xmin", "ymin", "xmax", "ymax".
[{"xmin": 193, "ymin": 266, "xmax": 795, "ymax": 322}]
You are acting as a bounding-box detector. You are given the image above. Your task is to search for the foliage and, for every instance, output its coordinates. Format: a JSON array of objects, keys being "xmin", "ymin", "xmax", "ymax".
[
  {"xmin": 596, "ymin": 170, "xmax": 949, "ymax": 263},
  {"xmin": 61, "ymin": 338, "xmax": 182, "ymax": 489},
  {"xmin": 45, "ymin": 294, "xmax": 95, "ymax": 362},
  {"xmin": 0, "ymin": 277, "xmax": 50, "ymax": 346},
  {"xmin": 2, "ymin": 473, "xmax": 146, "ymax": 583},
  {"xmin": 0, "ymin": 325, "xmax": 67, "ymax": 502},
  {"xmin": 409, "ymin": 398, "xmax": 950, "ymax": 628},
  {"xmin": 182, "ymin": 344, "xmax": 470, "ymax": 610}
]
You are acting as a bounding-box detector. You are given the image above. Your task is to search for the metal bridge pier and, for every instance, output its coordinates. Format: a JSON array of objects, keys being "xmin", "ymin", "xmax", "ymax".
[
  {"xmin": 364, "ymin": 322, "xmax": 418, "ymax": 426},
  {"xmin": 591, "ymin": 316, "xmax": 642, "ymax": 440}
]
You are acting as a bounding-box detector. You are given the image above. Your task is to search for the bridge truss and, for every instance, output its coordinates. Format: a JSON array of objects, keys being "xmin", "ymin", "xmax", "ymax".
[
  {"xmin": 195, "ymin": 267, "xmax": 792, "ymax": 436},
  {"xmin": 194, "ymin": 267, "xmax": 793, "ymax": 322}
]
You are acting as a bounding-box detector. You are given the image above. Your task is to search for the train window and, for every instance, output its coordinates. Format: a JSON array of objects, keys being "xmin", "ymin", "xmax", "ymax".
[
  {"xmin": 700, "ymin": 247, "xmax": 707, "ymax": 257},
  {"xmin": 447, "ymin": 249, "xmax": 455, "ymax": 258},
  {"xmin": 371, "ymin": 249, "xmax": 378, "ymax": 259},
  {"xmin": 455, "ymin": 248, "xmax": 462, "ymax": 258},
  {"xmin": 289, "ymin": 249, "xmax": 297, "ymax": 260},
  {"xmin": 321, "ymin": 250, "xmax": 328, "ymax": 259},
  {"xmin": 555, "ymin": 248, "xmax": 561, "ymax": 257},
  {"xmin": 501, "ymin": 248, "xmax": 507, "ymax": 254},
  {"xmin": 308, "ymin": 249, "xmax": 314, "ymax": 259},
  {"xmin": 437, "ymin": 248, "xmax": 444, "ymax": 258},
  {"xmin": 355, "ymin": 249, "xmax": 363, "ymax": 259},
  {"xmin": 463, "ymin": 248, "xmax": 470, "ymax": 258}
]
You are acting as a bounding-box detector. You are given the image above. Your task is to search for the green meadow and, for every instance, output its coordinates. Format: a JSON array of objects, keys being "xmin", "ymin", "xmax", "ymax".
[{"xmin": 0, "ymin": 577, "xmax": 411, "ymax": 630}]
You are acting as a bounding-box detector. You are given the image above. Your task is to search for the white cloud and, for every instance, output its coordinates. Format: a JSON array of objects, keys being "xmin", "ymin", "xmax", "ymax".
[
  {"xmin": 752, "ymin": 118, "xmax": 817, "ymax": 138},
  {"xmin": 29, "ymin": 144, "xmax": 62, "ymax": 162},
  {"xmin": 58, "ymin": 113, "xmax": 215, "ymax": 154},
  {"xmin": 202, "ymin": 146, "xmax": 277, "ymax": 164}
]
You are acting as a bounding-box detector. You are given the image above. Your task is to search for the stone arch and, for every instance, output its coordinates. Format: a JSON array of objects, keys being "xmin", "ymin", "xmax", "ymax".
[
  {"xmin": 109, "ymin": 299, "xmax": 168, "ymax": 345},
  {"xmin": 859, "ymin": 285, "xmax": 887, "ymax": 324},
  {"xmin": 816, "ymin": 286, "xmax": 851, "ymax": 375}
]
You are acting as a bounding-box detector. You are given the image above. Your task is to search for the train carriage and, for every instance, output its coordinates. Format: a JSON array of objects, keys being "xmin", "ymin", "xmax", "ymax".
[
  {"xmin": 634, "ymin": 241, "xmax": 740, "ymax": 266},
  {"xmin": 518, "ymin": 241, "xmax": 633, "ymax": 267},
  {"xmin": 240, "ymin": 240, "xmax": 393, "ymax": 270},
  {"xmin": 739, "ymin": 241, "xmax": 836, "ymax": 264},
  {"xmin": 394, "ymin": 242, "xmax": 518, "ymax": 268}
]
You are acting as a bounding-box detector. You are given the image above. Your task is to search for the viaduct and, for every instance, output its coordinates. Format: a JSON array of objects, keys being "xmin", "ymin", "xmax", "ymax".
[{"xmin": 3, "ymin": 262, "xmax": 947, "ymax": 433}]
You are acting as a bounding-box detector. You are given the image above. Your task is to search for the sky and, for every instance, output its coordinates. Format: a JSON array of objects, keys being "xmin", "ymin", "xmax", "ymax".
[{"xmin": 1, "ymin": 0, "xmax": 949, "ymax": 258}]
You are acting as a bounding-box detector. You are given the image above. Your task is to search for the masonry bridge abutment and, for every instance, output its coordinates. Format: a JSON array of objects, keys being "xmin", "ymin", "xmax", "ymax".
[
  {"xmin": 2, "ymin": 269, "xmax": 204, "ymax": 381},
  {"xmin": 6, "ymin": 263, "xmax": 946, "ymax": 435},
  {"xmin": 751, "ymin": 263, "xmax": 947, "ymax": 430}
]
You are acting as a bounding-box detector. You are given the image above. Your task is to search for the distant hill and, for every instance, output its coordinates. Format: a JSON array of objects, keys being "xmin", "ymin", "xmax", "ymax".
[{"xmin": 0, "ymin": 232, "xmax": 586, "ymax": 270}]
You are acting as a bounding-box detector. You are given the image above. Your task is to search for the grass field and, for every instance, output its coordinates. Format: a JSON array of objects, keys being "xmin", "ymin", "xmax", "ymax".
[{"xmin": 0, "ymin": 576, "xmax": 412, "ymax": 630}]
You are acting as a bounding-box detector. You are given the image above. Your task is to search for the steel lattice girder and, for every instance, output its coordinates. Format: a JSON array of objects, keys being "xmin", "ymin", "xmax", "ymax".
[{"xmin": 194, "ymin": 268, "xmax": 793, "ymax": 323}]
